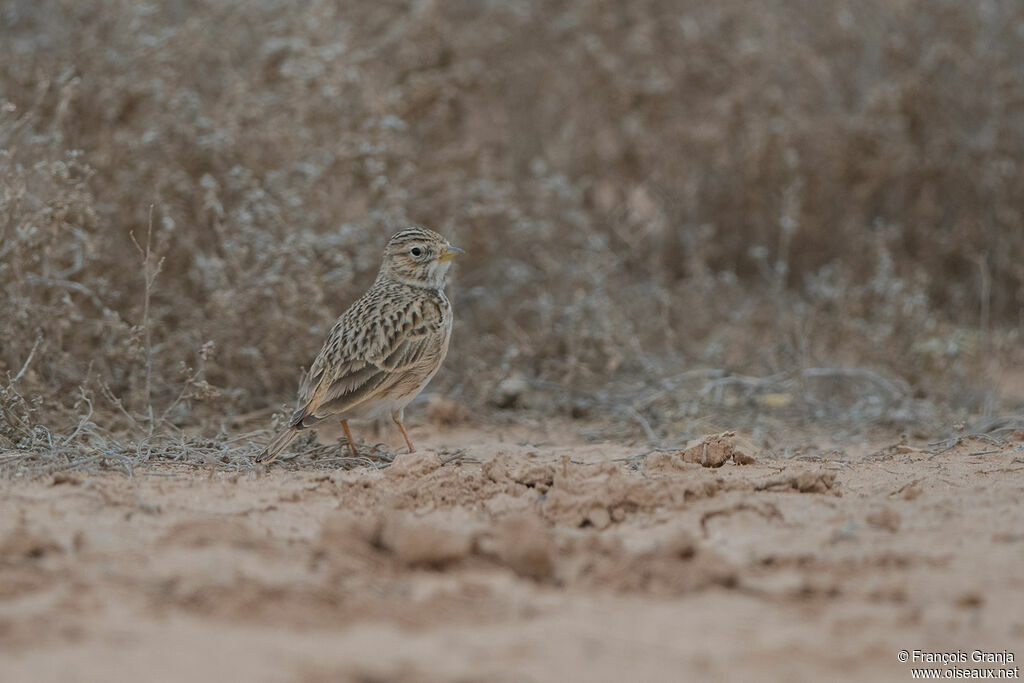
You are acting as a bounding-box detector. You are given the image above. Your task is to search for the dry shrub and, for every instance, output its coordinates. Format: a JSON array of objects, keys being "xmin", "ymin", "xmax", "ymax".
[{"xmin": 1, "ymin": 0, "xmax": 1022, "ymax": 466}]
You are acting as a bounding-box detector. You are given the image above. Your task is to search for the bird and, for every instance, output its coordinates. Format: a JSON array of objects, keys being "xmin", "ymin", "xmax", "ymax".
[{"xmin": 256, "ymin": 227, "xmax": 463, "ymax": 464}]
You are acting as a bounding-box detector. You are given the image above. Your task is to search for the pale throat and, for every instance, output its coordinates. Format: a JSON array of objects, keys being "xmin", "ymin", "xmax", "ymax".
[{"xmin": 381, "ymin": 260, "xmax": 452, "ymax": 290}]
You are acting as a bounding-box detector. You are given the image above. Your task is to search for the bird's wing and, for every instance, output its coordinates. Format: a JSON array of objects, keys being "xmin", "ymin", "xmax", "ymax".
[{"xmin": 289, "ymin": 292, "xmax": 443, "ymax": 427}]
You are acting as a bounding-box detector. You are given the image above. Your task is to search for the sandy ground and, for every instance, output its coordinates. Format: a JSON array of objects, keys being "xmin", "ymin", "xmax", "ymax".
[{"xmin": 2, "ymin": 422, "xmax": 1023, "ymax": 682}]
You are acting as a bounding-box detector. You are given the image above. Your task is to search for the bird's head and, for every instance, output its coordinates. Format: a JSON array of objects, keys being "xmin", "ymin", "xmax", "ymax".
[{"xmin": 380, "ymin": 227, "xmax": 464, "ymax": 288}]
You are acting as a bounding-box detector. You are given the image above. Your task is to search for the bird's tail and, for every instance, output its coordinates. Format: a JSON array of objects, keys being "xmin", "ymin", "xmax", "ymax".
[{"xmin": 256, "ymin": 426, "xmax": 300, "ymax": 464}]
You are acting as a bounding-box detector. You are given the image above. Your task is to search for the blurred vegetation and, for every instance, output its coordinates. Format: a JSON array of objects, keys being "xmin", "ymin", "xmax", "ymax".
[{"xmin": 2, "ymin": 0, "xmax": 1023, "ymax": 461}]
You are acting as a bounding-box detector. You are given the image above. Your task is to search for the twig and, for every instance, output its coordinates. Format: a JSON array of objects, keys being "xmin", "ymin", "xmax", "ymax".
[
  {"xmin": 800, "ymin": 367, "xmax": 906, "ymax": 400},
  {"xmin": 968, "ymin": 433, "xmax": 1004, "ymax": 447},
  {"xmin": 12, "ymin": 336, "xmax": 40, "ymax": 383},
  {"xmin": 130, "ymin": 205, "xmax": 165, "ymax": 436},
  {"xmin": 626, "ymin": 406, "xmax": 658, "ymax": 442},
  {"xmin": 927, "ymin": 437, "xmax": 961, "ymax": 457},
  {"xmin": 440, "ymin": 449, "xmax": 481, "ymax": 466},
  {"xmin": 98, "ymin": 379, "xmax": 146, "ymax": 432},
  {"xmin": 976, "ymin": 252, "xmax": 991, "ymax": 354},
  {"xmin": 24, "ymin": 275, "xmax": 105, "ymax": 310},
  {"xmin": 61, "ymin": 387, "xmax": 93, "ymax": 445},
  {"xmin": 890, "ymin": 478, "xmax": 924, "ymax": 497},
  {"xmin": 155, "ymin": 367, "xmax": 201, "ymax": 431}
]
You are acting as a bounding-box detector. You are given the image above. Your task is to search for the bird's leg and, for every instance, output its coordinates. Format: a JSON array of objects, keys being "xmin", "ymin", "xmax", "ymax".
[
  {"xmin": 391, "ymin": 410, "xmax": 415, "ymax": 453},
  {"xmin": 340, "ymin": 419, "xmax": 359, "ymax": 458}
]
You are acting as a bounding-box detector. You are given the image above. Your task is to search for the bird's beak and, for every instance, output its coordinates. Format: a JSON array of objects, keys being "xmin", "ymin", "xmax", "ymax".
[{"xmin": 438, "ymin": 245, "xmax": 465, "ymax": 262}]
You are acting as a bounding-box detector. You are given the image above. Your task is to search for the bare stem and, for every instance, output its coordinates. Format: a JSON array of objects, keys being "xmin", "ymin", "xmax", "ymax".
[
  {"xmin": 12, "ymin": 336, "xmax": 41, "ymax": 384},
  {"xmin": 976, "ymin": 251, "xmax": 991, "ymax": 353},
  {"xmin": 130, "ymin": 205, "xmax": 165, "ymax": 436}
]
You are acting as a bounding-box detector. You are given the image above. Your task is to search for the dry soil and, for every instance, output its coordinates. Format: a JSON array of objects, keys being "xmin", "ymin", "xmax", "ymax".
[{"xmin": 2, "ymin": 423, "xmax": 1023, "ymax": 682}]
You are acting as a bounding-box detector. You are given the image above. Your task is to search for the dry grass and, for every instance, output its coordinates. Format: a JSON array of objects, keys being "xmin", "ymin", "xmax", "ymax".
[{"xmin": 2, "ymin": 0, "xmax": 1023, "ymax": 472}]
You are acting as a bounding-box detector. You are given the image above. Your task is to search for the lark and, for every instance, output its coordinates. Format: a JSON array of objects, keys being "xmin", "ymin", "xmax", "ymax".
[{"xmin": 257, "ymin": 228, "xmax": 463, "ymax": 464}]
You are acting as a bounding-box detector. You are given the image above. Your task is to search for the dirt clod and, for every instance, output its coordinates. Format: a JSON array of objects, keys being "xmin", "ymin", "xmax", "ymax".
[
  {"xmin": 379, "ymin": 513, "xmax": 474, "ymax": 568},
  {"xmin": 387, "ymin": 451, "xmax": 443, "ymax": 478},
  {"xmin": 488, "ymin": 514, "xmax": 554, "ymax": 580},
  {"xmin": 681, "ymin": 432, "xmax": 761, "ymax": 467}
]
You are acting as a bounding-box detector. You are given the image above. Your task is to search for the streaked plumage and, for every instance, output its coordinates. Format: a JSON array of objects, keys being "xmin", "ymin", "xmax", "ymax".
[{"xmin": 257, "ymin": 228, "xmax": 462, "ymax": 464}]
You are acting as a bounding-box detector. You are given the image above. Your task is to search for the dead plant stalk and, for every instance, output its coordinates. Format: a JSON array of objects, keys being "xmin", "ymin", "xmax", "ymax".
[{"xmin": 130, "ymin": 206, "xmax": 165, "ymax": 436}]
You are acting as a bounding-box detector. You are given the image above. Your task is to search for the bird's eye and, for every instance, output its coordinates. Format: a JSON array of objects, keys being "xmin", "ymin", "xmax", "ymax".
[{"xmin": 410, "ymin": 247, "xmax": 422, "ymax": 256}]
